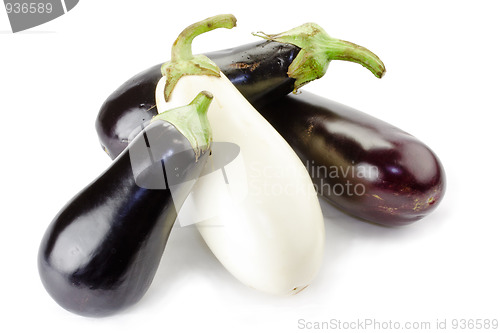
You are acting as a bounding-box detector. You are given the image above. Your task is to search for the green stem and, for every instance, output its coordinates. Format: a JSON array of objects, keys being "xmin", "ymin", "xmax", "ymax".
[
  {"xmin": 171, "ymin": 14, "xmax": 237, "ymax": 62},
  {"xmin": 160, "ymin": 14, "xmax": 237, "ymax": 102},
  {"xmin": 151, "ymin": 91, "xmax": 213, "ymax": 160},
  {"xmin": 253, "ymin": 23, "xmax": 386, "ymax": 92}
]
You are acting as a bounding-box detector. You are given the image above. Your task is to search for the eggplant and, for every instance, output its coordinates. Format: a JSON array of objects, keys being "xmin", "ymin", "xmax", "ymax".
[
  {"xmin": 38, "ymin": 92, "xmax": 213, "ymax": 317},
  {"xmin": 155, "ymin": 14, "xmax": 324, "ymax": 295},
  {"xmin": 156, "ymin": 15, "xmax": 325, "ymax": 295},
  {"xmin": 96, "ymin": 20, "xmax": 385, "ymax": 159},
  {"xmin": 258, "ymin": 91, "xmax": 445, "ymax": 226}
]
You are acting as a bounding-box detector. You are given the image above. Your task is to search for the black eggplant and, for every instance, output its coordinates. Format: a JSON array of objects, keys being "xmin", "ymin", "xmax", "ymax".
[
  {"xmin": 38, "ymin": 92, "xmax": 213, "ymax": 317},
  {"xmin": 258, "ymin": 91, "xmax": 445, "ymax": 226},
  {"xmin": 96, "ymin": 20, "xmax": 385, "ymax": 159}
]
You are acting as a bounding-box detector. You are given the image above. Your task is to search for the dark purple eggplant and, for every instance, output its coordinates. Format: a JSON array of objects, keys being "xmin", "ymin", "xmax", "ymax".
[
  {"xmin": 96, "ymin": 21, "xmax": 385, "ymax": 159},
  {"xmin": 258, "ymin": 91, "xmax": 445, "ymax": 226},
  {"xmin": 38, "ymin": 92, "xmax": 213, "ymax": 317}
]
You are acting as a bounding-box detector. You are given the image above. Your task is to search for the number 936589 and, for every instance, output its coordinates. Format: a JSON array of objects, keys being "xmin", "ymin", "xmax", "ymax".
[
  {"xmin": 5, "ymin": 2, "xmax": 53, "ymax": 14},
  {"xmin": 451, "ymin": 319, "xmax": 498, "ymax": 330}
]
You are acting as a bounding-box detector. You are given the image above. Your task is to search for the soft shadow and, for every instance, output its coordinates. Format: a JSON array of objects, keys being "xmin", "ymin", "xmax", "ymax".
[
  {"xmin": 0, "ymin": 30, "xmax": 56, "ymax": 34},
  {"xmin": 134, "ymin": 196, "xmax": 450, "ymax": 310},
  {"xmin": 137, "ymin": 221, "xmax": 242, "ymax": 308},
  {"xmin": 310, "ymin": 196, "xmax": 449, "ymax": 295}
]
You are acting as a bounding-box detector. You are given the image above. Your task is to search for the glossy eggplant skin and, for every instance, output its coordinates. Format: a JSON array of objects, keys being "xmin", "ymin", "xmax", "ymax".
[
  {"xmin": 38, "ymin": 121, "xmax": 208, "ymax": 317},
  {"xmin": 208, "ymin": 40, "xmax": 299, "ymax": 106},
  {"xmin": 96, "ymin": 40, "xmax": 299, "ymax": 159},
  {"xmin": 258, "ymin": 91, "xmax": 445, "ymax": 226}
]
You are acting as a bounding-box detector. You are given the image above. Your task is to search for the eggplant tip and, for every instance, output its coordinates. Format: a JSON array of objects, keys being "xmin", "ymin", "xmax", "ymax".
[{"xmin": 292, "ymin": 285, "xmax": 309, "ymax": 295}]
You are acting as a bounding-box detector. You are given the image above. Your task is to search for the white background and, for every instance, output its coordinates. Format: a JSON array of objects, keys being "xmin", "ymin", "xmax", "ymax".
[{"xmin": 1, "ymin": 1, "xmax": 499, "ymax": 332}]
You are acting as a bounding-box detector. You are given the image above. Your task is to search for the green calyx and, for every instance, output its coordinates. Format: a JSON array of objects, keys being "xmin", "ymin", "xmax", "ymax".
[
  {"xmin": 253, "ymin": 23, "xmax": 386, "ymax": 92},
  {"xmin": 160, "ymin": 14, "xmax": 237, "ymax": 102},
  {"xmin": 151, "ymin": 91, "xmax": 213, "ymax": 160}
]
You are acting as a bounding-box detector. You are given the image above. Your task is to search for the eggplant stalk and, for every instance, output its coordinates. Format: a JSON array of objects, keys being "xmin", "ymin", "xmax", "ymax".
[
  {"xmin": 161, "ymin": 14, "xmax": 236, "ymax": 101},
  {"xmin": 152, "ymin": 91, "xmax": 213, "ymax": 160},
  {"xmin": 254, "ymin": 23, "xmax": 386, "ymax": 91}
]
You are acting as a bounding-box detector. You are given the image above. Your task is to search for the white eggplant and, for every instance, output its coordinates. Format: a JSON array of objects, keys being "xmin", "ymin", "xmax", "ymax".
[{"xmin": 156, "ymin": 14, "xmax": 325, "ymax": 295}]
